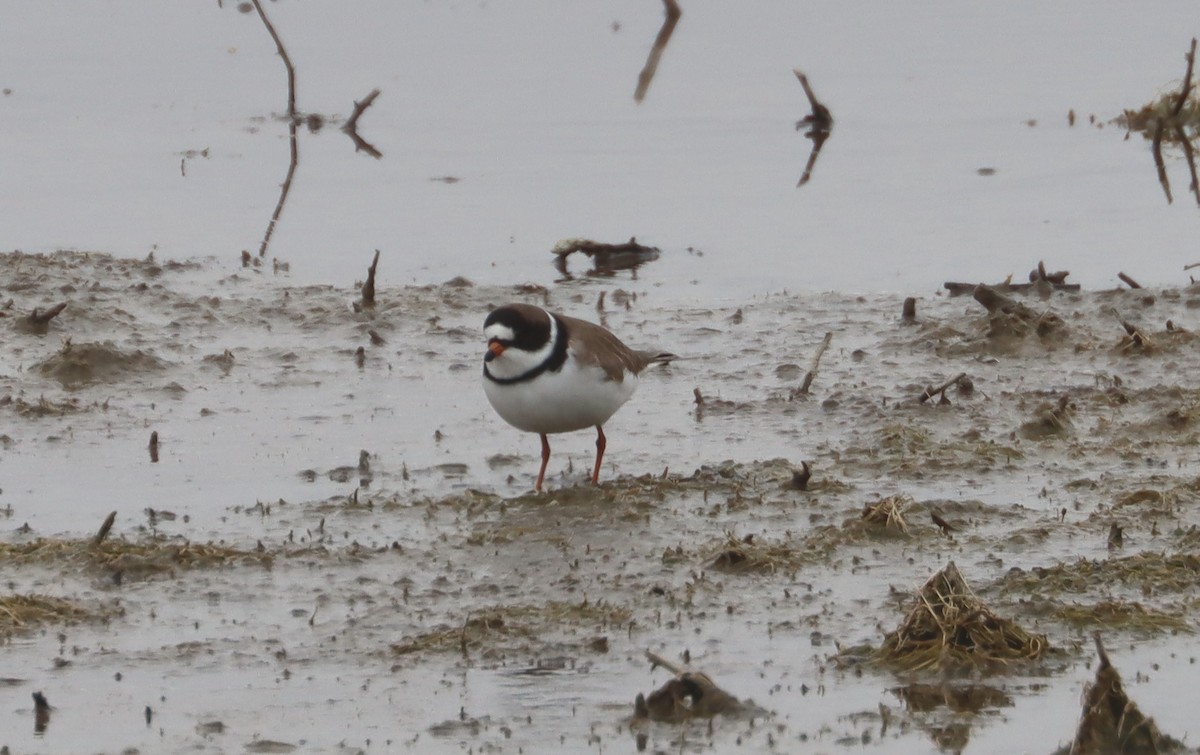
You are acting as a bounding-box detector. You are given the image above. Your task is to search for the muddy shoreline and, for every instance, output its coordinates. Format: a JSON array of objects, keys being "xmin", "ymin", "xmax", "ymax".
[{"xmin": 3, "ymin": 250, "xmax": 1200, "ymax": 753}]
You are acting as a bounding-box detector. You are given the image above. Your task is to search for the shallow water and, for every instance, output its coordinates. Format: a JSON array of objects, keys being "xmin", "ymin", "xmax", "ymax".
[
  {"xmin": 3, "ymin": 2, "xmax": 1200, "ymax": 296},
  {"xmin": 4, "ymin": 3, "xmax": 1200, "ymax": 754},
  {"xmin": 5, "ymin": 251, "xmax": 1200, "ymax": 754}
]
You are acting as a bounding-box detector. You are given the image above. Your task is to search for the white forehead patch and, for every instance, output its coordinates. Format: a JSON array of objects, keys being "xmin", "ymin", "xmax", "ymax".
[{"xmin": 485, "ymin": 323, "xmax": 516, "ymax": 342}]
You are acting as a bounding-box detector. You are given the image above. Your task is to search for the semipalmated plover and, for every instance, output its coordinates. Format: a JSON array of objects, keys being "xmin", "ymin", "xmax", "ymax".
[{"xmin": 482, "ymin": 303, "xmax": 675, "ymax": 491}]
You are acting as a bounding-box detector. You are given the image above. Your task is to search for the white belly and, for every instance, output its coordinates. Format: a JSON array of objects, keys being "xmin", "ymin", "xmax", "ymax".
[{"xmin": 484, "ymin": 358, "xmax": 637, "ymax": 434}]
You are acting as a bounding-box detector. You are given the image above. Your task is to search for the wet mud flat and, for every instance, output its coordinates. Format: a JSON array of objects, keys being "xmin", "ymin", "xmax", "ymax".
[{"xmin": 3, "ymin": 251, "xmax": 1200, "ymax": 753}]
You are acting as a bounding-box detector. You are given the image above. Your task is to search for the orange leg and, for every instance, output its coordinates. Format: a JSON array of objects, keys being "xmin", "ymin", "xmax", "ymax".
[
  {"xmin": 591, "ymin": 425, "xmax": 606, "ymax": 484},
  {"xmin": 536, "ymin": 433, "xmax": 551, "ymax": 492}
]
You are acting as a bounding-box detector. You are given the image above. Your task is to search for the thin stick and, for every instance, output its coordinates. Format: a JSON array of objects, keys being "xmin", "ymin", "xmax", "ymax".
[
  {"xmin": 1152, "ymin": 119, "xmax": 1173, "ymax": 204},
  {"xmin": 797, "ymin": 332, "xmax": 832, "ymax": 394},
  {"xmin": 1117, "ymin": 272, "xmax": 1142, "ymax": 289},
  {"xmin": 1176, "ymin": 124, "xmax": 1200, "ymax": 206},
  {"xmin": 634, "ymin": 0, "xmax": 682, "ymax": 103},
  {"xmin": 1170, "ymin": 38, "xmax": 1197, "ymax": 118},
  {"xmin": 93, "ymin": 511, "xmax": 117, "ymax": 547},
  {"xmin": 343, "ymin": 89, "xmax": 383, "ymax": 159},
  {"xmin": 645, "ymin": 649, "xmax": 686, "ymax": 675},
  {"xmin": 257, "ymin": 118, "xmax": 299, "ymax": 257},
  {"xmin": 919, "ymin": 373, "xmax": 966, "ymax": 403},
  {"xmin": 362, "ymin": 249, "xmax": 381, "ymax": 306}
]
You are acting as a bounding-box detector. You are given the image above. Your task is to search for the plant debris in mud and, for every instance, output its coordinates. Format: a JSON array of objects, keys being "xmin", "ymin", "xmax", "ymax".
[
  {"xmin": 0, "ymin": 593, "xmax": 111, "ymax": 638},
  {"xmin": 389, "ymin": 600, "xmax": 630, "ymax": 659},
  {"xmin": 0, "ymin": 537, "xmax": 273, "ymax": 580},
  {"xmin": 1057, "ymin": 634, "xmax": 1185, "ymax": 755},
  {"xmin": 999, "ymin": 552, "xmax": 1200, "ymax": 596},
  {"xmin": 634, "ymin": 650, "xmax": 756, "ymax": 723},
  {"xmin": 35, "ymin": 340, "xmax": 167, "ymax": 386},
  {"xmin": 872, "ymin": 562, "xmax": 1048, "ymax": 673}
]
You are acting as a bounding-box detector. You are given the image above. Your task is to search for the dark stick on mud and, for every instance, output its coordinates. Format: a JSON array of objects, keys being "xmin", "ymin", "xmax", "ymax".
[
  {"xmin": 901, "ymin": 297, "xmax": 916, "ymax": 321},
  {"xmin": 790, "ymin": 461, "xmax": 811, "ymax": 491},
  {"xmin": 634, "ymin": 0, "xmax": 681, "ymax": 103},
  {"xmin": 28, "ymin": 302, "xmax": 67, "ymax": 326},
  {"xmin": 93, "ymin": 511, "xmax": 116, "ymax": 547},
  {"xmin": 343, "ymin": 88, "xmax": 383, "ymax": 158},
  {"xmin": 148, "ymin": 431, "xmax": 159, "ymax": 463},
  {"xmin": 362, "ymin": 249, "xmax": 381, "ymax": 307},
  {"xmin": 919, "ymin": 372, "xmax": 966, "ymax": 404},
  {"xmin": 797, "ymin": 332, "xmax": 832, "ymax": 394},
  {"xmin": 1117, "ymin": 272, "xmax": 1142, "ymax": 289},
  {"xmin": 33, "ymin": 691, "xmax": 50, "ymax": 734}
]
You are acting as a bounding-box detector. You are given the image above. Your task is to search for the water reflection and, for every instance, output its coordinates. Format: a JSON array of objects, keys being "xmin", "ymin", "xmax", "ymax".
[
  {"xmin": 1121, "ymin": 38, "xmax": 1200, "ymax": 207},
  {"xmin": 793, "ymin": 70, "xmax": 833, "ymax": 187},
  {"xmin": 634, "ymin": 0, "xmax": 681, "ymax": 103},
  {"xmin": 552, "ymin": 237, "xmax": 660, "ymax": 280}
]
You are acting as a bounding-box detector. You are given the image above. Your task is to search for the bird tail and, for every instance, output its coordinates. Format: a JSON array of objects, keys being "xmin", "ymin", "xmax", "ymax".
[{"xmin": 642, "ymin": 351, "xmax": 678, "ymax": 367}]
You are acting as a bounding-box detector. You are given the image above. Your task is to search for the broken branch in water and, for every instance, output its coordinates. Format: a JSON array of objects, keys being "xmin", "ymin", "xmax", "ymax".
[
  {"xmin": 919, "ymin": 372, "xmax": 967, "ymax": 404},
  {"xmin": 361, "ymin": 249, "xmax": 381, "ymax": 308},
  {"xmin": 635, "ymin": 650, "xmax": 746, "ymax": 722},
  {"xmin": 1170, "ymin": 38, "xmax": 1198, "ymax": 118},
  {"xmin": 28, "ymin": 302, "xmax": 67, "ymax": 326},
  {"xmin": 249, "ymin": 0, "xmax": 300, "ymax": 257},
  {"xmin": 794, "ymin": 332, "xmax": 832, "ymax": 396},
  {"xmin": 343, "ymin": 88, "xmax": 382, "ymax": 159},
  {"xmin": 1117, "ymin": 272, "xmax": 1142, "ymax": 289},
  {"xmin": 93, "ymin": 511, "xmax": 116, "ymax": 547},
  {"xmin": 634, "ymin": 0, "xmax": 681, "ymax": 103}
]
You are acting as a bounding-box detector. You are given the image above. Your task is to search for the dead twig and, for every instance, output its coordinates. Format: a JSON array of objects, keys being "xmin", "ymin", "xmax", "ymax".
[
  {"xmin": 343, "ymin": 88, "xmax": 382, "ymax": 158},
  {"xmin": 93, "ymin": 511, "xmax": 117, "ymax": 547},
  {"xmin": 26, "ymin": 302, "xmax": 67, "ymax": 328},
  {"xmin": 793, "ymin": 69, "xmax": 833, "ymax": 131},
  {"xmin": 1117, "ymin": 272, "xmax": 1142, "ymax": 289},
  {"xmin": 634, "ymin": 0, "xmax": 681, "ymax": 103},
  {"xmin": 361, "ymin": 249, "xmax": 381, "ymax": 308},
  {"xmin": 250, "ymin": 0, "xmax": 300, "ymax": 257},
  {"xmin": 795, "ymin": 332, "xmax": 832, "ymax": 395},
  {"xmin": 919, "ymin": 372, "xmax": 967, "ymax": 404},
  {"xmin": 1170, "ymin": 38, "xmax": 1198, "ymax": 118}
]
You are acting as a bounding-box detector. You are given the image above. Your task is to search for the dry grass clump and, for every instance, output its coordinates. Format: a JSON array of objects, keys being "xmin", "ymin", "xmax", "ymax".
[
  {"xmin": 0, "ymin": 594, "xmax": 107, "ymax": 638},
  {"xmin": 999, "ymin": 553, "xmax": 1200, "ymax": 595},
  {"xmin": 1060, "ymin": 634, "xmax": 1184, "ymax": 755},
  {"xmin": 390, "ymin": 600, "xmax": 630, "ymax": 657},
  {"xmin": 0, "ymin": 537, "xmax": 273, "ymax": 579},
  {"xmin": 860, "ymin": 494, "xmax": 911, "ymax": 534},
  {"xmin": 706, "ymin": 530, "xmax": 828, "ymax": 573},
  {"xmin": 877, "ymin": 562, "xmax": 1047, "ymax": 673},
  {"xmin": 1053, "ymin": 600, "xmax": 1191, "ymax": 635}
]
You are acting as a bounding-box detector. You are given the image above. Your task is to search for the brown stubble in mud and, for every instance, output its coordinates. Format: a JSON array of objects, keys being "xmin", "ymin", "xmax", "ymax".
[{"xmin": 7, "ymin": 250, "xmax": 1200, "ymax": 751}]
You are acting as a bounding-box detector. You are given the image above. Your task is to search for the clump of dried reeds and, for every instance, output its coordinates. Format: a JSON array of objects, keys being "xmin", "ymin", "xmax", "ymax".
[
  {"xmin": 0, "ymin": 594, "xmax": 103, "ymax": 638},
  {"xmin": 861, "ymin": 494, "xmax": 911, "ymax": 534},
  {"xmin": 877, "ymin": 561, "xmax": 1047, "ymax": 673},
  {"xmin": 1066, "ymin": 634, "xmax": 1181, "ymax": 755}
]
